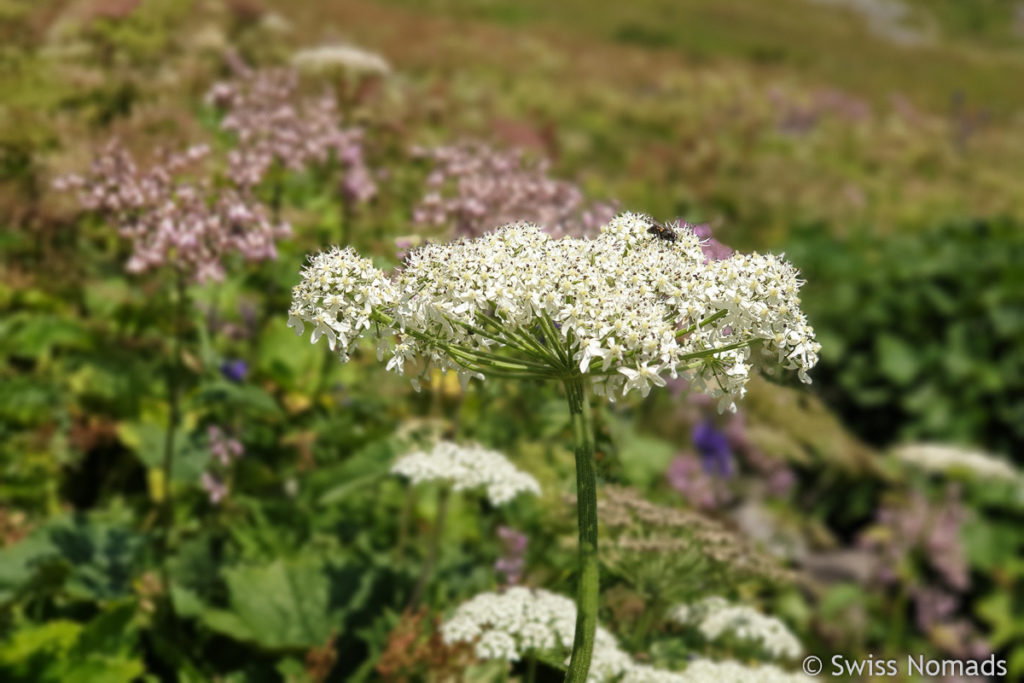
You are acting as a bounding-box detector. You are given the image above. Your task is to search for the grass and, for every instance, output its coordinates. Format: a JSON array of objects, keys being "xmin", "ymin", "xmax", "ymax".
[{"xmin": 354, "ymin": 0, "xmax": 1024, "ymax": 117}]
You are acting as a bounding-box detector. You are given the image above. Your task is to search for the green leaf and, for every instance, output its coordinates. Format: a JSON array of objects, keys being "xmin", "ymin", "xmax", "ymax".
[
  {"xmin": 258, "ymin": 318, "xmax": 323, "ymax": 385},
  {"xmin": 0, "ymin": 313, "xmax": 91, "ymax": 358},
  {"xmin": 201, "ymin": 557, "xmax": 338, "ymax": 650},
  {"xmin": 0, "ymin": 512, "xmax": 142, "ymax": 604},
  {"xmin": 316, "ymin": 438, "xmax": 397, "ymax": 506},
  {"xmin": 875, "ymin": 333, "xmax": 919, "ymax": 386},
  {"xmin": 193, "ymin": 380, "xmax": 282, "ymax": 419},
  {"xmin": 0, "ymin": 620, "xmax": 82, "ymax": 676}
]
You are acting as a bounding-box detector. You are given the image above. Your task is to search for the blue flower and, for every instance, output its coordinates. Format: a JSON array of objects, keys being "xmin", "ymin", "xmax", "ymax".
[
  {"xmin": 693, "ymin": 420, "xmax": 733, "ymax": 477},
  {"xmin": 219, "ymin": 359, "xmax": 248, "ymax": 383}
]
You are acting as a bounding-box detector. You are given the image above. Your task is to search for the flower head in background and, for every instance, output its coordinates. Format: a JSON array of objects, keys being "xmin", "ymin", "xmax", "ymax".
[
  {"xmin": 390, "ymin": 441, "xmax": 540, "ymax": 506},
  {"xmin": 440, "ymin": 587, "xmax": 632, "ymax": 680},
  {"xmin": 208, "ymin": 60, "xmax": 375, "ymax": 203},
  {"xmin": 442, "ymin": 587, "xmax": 809, "ymax": 681},
  {"xmin": 289, "ymin": 213, "xmax": 819, "ymax": 409},
  {"xmin": 292, "ymin": 43, "xmax": 391, "ymax": 77},
  {"xmin": 495, "ymin": 526, "xmax": 529, "ymax": 585},
  {"xmin": 55, "ymin": 140, "xmax": 290, "ymax": 283},
  {"xmin": 859, "ymin": 486, "xmax": 969, "ymax": 592},
  {"xmin": 594, "ymin": 486, "xmax": 791, "ymax": 606},
  {"xmin": 666, "ymin": 453, "xmax": 727, "ymax": 510},
  {"xmin": 671, "ymin": 596, "xmax": 802, "ymax": 660},
  {"xmin": 200, "ymin": 471, "xmax": 228, "ymax": 505},
  {"xmin": 219, "ymin": 359, "xmax": 249, "ymax": 383},
  {"xmin": 411, "ymin": 140, "xmax": 618, "ymax": 239},
  {"xmin": 693, "ymin": 420, "xmax": 733, "ymax": 477},
  {"xmin": 893, "ymin": 443, "xmax": 1022, "ymax": 486},
  {"xmin": 207, "ymin": 425, "xmax": 244, "ymax": 467}
]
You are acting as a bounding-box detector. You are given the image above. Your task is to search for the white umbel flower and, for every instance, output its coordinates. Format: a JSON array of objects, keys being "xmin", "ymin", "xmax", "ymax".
[
  {"xmin": 893, "ymin": 443, "xmax": 1021, "ymax": 484},
  {"xmin": 440, "ymin": 587, "xmax": 632, "ymax": 681},
  {"xmin": 390, "ymin": 441, "xmax": 540, "ymax": 505},
  {"xmin": 289, "ymin": 213, "xmax": 819, "ymax": 409},
  {"xmin": 671, "ymin": 597, "xmax": 802, "ymax": 660},
  {"xmin": 292, "ymin": 44, "xmax": 391, "ymax": 76}
]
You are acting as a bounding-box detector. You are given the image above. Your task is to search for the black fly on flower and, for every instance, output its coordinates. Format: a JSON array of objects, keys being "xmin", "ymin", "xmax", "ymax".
[{"xmin": 645, "ymin": 216, "xmax": 677, "ymax": 242}]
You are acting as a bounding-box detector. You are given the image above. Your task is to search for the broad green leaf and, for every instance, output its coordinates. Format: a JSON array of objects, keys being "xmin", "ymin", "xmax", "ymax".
[{"xmin": 201, "ymin": 557, "xmax": 336, "ymax": 650}]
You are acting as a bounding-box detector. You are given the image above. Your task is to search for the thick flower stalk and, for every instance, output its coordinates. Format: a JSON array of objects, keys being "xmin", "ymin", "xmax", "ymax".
[{"xmin": 288, "ymin": 212, "xmax": 819, "ymax": 681}]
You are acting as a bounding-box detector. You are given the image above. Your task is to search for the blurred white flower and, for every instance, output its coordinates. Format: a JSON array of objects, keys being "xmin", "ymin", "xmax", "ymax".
[
  {"xmin": 292, "ymin": 43, "xmax": 391, "ymax": 76},
  {"xmin": 893, "ymin": 443, "xmax": 1021, "ymax": 484},
  {"xmin": 443, "ymin": 588, "xmax": 811, "ymax": 682},
  {"xmin": 390, "ymin": 441, "xmax": 540, "ymax": 506},
  {"xmin": 672, "ymin": 596, "xmax": 802, "ymax": 660},
  {"xmin": 440, "ymin": 587, "xmax": 632, "ymax": 681}
]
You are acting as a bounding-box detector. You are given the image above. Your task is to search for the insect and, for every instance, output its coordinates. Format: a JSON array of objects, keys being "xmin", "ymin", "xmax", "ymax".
[{"xmin": 645, "ymin": 216, "xmax": 677, "ymax": 242}]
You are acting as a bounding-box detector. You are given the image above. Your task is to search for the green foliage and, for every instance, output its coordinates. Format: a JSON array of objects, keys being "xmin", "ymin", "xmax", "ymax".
[
  {"xmin": 786, "ymin": 218, "xmax": 1024, "ymax": 455},
  {"xmin": 0, "ymin": 511, "xmax": 143, "ymax": 605},
  {"xmin": 200, "ymin": 555, "xmax": 374, "ymax": 650},
  {"xmin": 0, "ymin": 610, "xmax": 144, "ymax": 683}
]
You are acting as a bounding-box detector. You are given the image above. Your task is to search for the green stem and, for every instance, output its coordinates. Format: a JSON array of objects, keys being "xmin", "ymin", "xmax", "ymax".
[
  {"xmin": 563, "ymin": 378, "xmax": 598, "ymax": 683},
  {"xmin": 526, "ymin": 654, "xmax": 538, "ymax": 683},
  {"xmin": 409, "ymin": 486, "xmax": 449, "ymax": 608},
  {"xmin": 159, "ymin": 273, "xmax": 187, "ymax": 610},
  {"xmin": 394, "ymin": 487, "xmax": 415, "ymax": 563},
  {"xmin": 675, "ymin": 309, "xmax": 728, "ymax": 338}
]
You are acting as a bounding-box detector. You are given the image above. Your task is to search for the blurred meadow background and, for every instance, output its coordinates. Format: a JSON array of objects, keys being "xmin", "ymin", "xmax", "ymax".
[{"xmin": 1, "ymin": 0, "xmax": 1023, "ymax": 680}]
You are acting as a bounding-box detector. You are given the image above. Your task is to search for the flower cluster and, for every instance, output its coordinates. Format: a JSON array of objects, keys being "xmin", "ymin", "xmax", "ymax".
[
  {"xmin": 855, "ymin": 486, "xmax": 991, "ymax": 658},
  {"xmin": 289, "ymin": 214, "xmax": 819, "ymax": 409},
  {"xmin": 55, "ymin": 140, "xmax": 290, "ymax": 283},
  {"xmin": 292, "ymin": 43, "xmax": 391, "ymax": 77},
  {"xmin": 893, "ymin": 443, "xmax": 1022, "ymax": 485},
  {"xmin": 439, "ymin": 587, "xmax": 632, "ymax": 681},
  {"xmin": 667, "ymin": 400, "xmax": 796, "ymax": 509},
  {"xmin": 495, "ymin": 526, "xmax": 529, "ymax": 586},
  {"xmin": 207, "ymin": 60, "xmax": 375, "ymax": 202},
  {"xmin": 390, "ymin": 441, "xmax": 540, "ymax": 506},
  {"xmin": 671, "ymin": 596, "xmax": 802, "ymax": 659},
  {"xmin": 859, "ymin": 487, "xmax": 969, "ymax": 591},
  {"xmin": 207, "ymin": 425, "xmax": 244, "ymax": 467},
  {"xmin": 411, "ymin": 140, "xmax": 617, "ymax": 239},
  {"xmin": 441, "ymin": 588, "xmax": 809, "ymax": 682},
  {"xmin": 200, "ymin": 425, "xmax": 245, "ymax": 505},
  {"xmin": 593, "ymin": 486, "xmax": 791, "ymax": 601}
]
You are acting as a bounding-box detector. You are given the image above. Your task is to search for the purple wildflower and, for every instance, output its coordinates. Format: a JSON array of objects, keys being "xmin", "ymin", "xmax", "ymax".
[
  {"xmin": 494, "ymin": 525, "xmax": 528, "ymax": 586},
  {"xmin": 55, "ymin": 140, "xmax": 290, "ymax": 284},
  {"xmin": 208, "ymin": 59, "xmax": 375, "ymax": 205},
  {"xmin": 693, "ymin": 420, "xmax": 733, "ymax": 477},
  {"xmin": 200, "ymin": 471, "xmax": 228, "ymax": 505},
  {"xmin": 208, "ymin": 425, "xmax": 245, "ymax": 467},
  {"xmin": 220, "ymin": 359, "xmax": 248, "ymax": 383},
  {"xmin": 666, "ymin": 454, "xmax": 720, "ymax": 510},
  {"xmin": 411, "ymin": 140, "xmax": 617, "ymax": 238}
]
